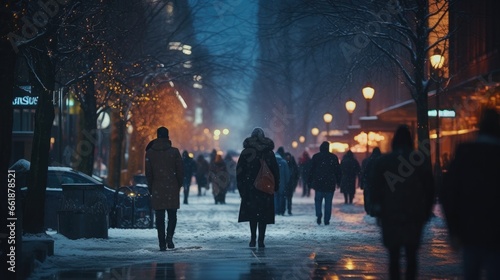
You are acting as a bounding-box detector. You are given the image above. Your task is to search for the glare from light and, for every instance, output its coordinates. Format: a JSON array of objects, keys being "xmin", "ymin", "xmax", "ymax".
[
  {"xmin": 222, "ymin": 129, "xmax": 229, "ymax": 135},
  {"xmin": 299, "ymin": 136, "xmax": 305, "ymax": 143},
  {"xmin": 362, "ymin": 84, "xmax": 375, "ymax": 100},
  {"xmin": 345, "ymin": 99, "xmax": 356, "ymax": 113},
  {"xmin": 311, "ymin": 127, "xmax": 319, "ymax": 136},
  {"xmin": 323, "ymin": 113, "xmax": 333, "ymax": 124},
  {"xmin": 430, "ymin": 48, "xmax": 445, "ymax": 69}
]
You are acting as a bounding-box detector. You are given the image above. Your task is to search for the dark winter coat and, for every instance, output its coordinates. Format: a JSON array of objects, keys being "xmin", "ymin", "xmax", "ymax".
[
  {"xmin": 308, "ymin": 142, "xmax": 342, "ymax": 192},
  {"xmin": 237, "ymin": 135, "xmax": 280, "ymax": 224},
  {"xmin": 440, "ymin": 136, "xmax": 500, "ymax": 250},
  {"xmin": 145, "ymin": 138, "xmax": 184, "ymax": 210},
  {"xmin": 370, "ymin": 148, "xmax": 434, "ymax": 248},
  {"xmin": 195, "ymin": 156, "xmax": 210, "ymax": 188},
  {"xmin": 275, "ymin": 153, "xmax": 290, "ymax": 195},
  {"xmin": 340, "ymin": 151, "xmax": 361, "ymax": 195},
  {"xmin": 361, "ymin": 148, "xmax": 382, "ymax": 215},
  {"xmin": 285, "ymin": 153, "xmax": 300, "ymax": 197},
  {"xmin": 209, "ymin": 157, "xmax": 229, "ymax": 196},
  {"xmin": 298, "ymin": 154, "xmax": 312, "ymax": 180},
  {"xmin": 182, "ymin": 152, "xmax": 197, "ymax": 186}
]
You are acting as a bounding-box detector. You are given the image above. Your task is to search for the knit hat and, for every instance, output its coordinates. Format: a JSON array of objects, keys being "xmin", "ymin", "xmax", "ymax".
[{"xmin": 157, "ymin": 127, "xmax": 169, "ymax": 139}]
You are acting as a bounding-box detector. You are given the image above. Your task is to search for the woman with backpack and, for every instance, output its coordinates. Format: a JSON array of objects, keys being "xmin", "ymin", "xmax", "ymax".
[{"xmin": 237, "ymin": 127, "xmax": 280, "ymax": 248}]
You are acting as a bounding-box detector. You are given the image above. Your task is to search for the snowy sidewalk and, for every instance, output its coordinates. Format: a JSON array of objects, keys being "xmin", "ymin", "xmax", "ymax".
[{"xmin": 28, "ymin": 187, "xmax": 462, "ymax": 279}]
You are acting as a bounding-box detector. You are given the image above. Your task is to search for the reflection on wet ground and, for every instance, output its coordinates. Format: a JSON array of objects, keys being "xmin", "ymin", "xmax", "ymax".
[
  {"xmin": 46, "ymin": 260, "xmax": 365, "ymax": 280},
  {"xmin": 41, "ymin": 247, "xmax": 461, "ymax": 280}
]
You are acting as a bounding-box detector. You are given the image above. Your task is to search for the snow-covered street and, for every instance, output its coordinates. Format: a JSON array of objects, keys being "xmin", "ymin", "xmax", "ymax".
[{"xmin": 27, "ymin": 186, "xmax": 462, "ymax": 279}]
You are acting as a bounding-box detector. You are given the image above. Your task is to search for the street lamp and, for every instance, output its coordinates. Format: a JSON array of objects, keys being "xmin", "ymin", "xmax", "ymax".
[
  {"xmin": 345, "ymin": 99, "xmax": 356, "ymax": 125},
  {"xmin": 430, "ymin": 47, "xmax": 445, "ymax": 188},
  {"xmin": 323, "ymin": 113, "xmax": 333, "ymax": 137},
  {"xmin": 362, "ymin": 84, "xmax": 375, "ymax": 116}
]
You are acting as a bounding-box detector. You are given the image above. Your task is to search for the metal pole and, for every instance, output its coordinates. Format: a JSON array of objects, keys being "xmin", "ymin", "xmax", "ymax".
[{"xmin": 435, "ymin": 79, "xmax": 442, "ymax": 191}]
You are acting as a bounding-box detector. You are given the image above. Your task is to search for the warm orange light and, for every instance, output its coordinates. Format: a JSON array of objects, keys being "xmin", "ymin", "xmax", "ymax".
[
  {"xmin": 362, "ymin": 84, "xmax": 375, "ymax": 100},
  {"xmin": 311, "ymin": 127, "xmax": 319, "ymax": 136},
  {"xmin": 345, "ymin": 99, "xmax": 356, "ymax": 113},
  {"xmin": 323, "ymin": 113, "xmax": 333, "ymax": 124},
  {"xmin": 430, "ymin": 48, "xmax": 445, "ymax": 69}
]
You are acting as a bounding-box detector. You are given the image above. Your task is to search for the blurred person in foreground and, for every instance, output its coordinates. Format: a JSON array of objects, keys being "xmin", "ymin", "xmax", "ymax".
[
  {"xmin": 370, "ymin": 125, "xmax": 434, "ymax": 280},
  {"xmin": 361, "ymin": 147, "xmax": 382, "ymax": 216},
  {"xmin": 308, "ymin": 141, "xmax": 342, "ymax": 225},
  {"xmin": 440, "ymin": 108, "xmax": 500, "ymax": 280},
  {"xmin": 237, "ymin": 128, "xmax": 280, "ymax": 248},
  {"xmin": 145, "ymin": 127, "xmax": 184, "ymax": 251}
]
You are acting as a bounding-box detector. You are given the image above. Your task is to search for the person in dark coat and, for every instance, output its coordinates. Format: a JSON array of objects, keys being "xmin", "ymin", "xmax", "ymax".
[
  {"xmin": 370, "ymin": 125, "xmax": 434, "ymax": 280},
  {"xmin": 209, "ymin": 154, "xmax": 230, "ymax": 204},
  {"xmin": 224, "ymin": 153, "xmax": 237, "ymax": 193},
  {"xmin": 145, "ymin": 127, "xmax": 184, "ymax": 251},
  {"xmin": 440, "ymin": 108, "xmax": 500, "ymax": 280},
  {"xmin": 181, "ymin": 150, "xmax": 197, "ymax": 205},
  {"xmin": 308, "ymin": 141, "xmax": 342, "ymax": 225},
  {"xmin": 284, "ymin": 152, "xmax": 300, "ymax": 215},
  {"xmin": 237, "ymin": 127, "xmax": 280, "ymax": 248},
  {"xmin": 298, "ymin": 151, "xmax": 312, "ymax": 197},
  {"xmin": 340, "ymin": 150, "xmax": 361, "ymax": 204},
  {"xmin": 360, "ymin": 147, "xmax": 382, "ymax": 215},
  {"xmin": 195, "ymin": 155, "xmax": 209, "ymax": 196},
  {"xmin": 274, "ymin": 151, "xmax": 290, "ymax": 215}
]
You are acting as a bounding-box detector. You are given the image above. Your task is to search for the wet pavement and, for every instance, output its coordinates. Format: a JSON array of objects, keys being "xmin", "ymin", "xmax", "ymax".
[{"xmin": 29, "ymin": 188, "xmax": 463, "ymax": 280}]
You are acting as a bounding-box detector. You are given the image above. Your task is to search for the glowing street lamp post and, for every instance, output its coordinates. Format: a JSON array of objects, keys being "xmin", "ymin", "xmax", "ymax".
[
  {"xmin": 323, "ymin": 113, "xmax": 333, "ymax": 139},
  {"xmin": 430, "ymin": 47, "xmax": 445, "ymax": 187},
  {"xmin": 345, "ymin": 99, "xmax": 356, "ymax": 126},
  {"xmin": 362, "ymin": 84, "xmax": 375, "ymax": 156},
  {"xmin": 311, "ymin": 127, "xmax": 319, "ymax": 147},
  {"xmin": 362, "ymin": 84, "xmax": 375, "ymax": 116}
]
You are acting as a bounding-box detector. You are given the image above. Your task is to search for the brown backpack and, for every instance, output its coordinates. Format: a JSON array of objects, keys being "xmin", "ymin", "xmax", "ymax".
[{"xmin": 254, "ymin": 158, "xmax": 275, "ymax": 194}]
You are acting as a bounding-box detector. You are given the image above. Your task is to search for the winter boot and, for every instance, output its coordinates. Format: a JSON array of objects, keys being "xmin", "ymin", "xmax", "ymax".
[
  {"xmin": 249, "ymin": 221, "xmax": 257, "ymax": 247},
  {"xmin": 258, "ymin": 222, "xmax": 267, "ymax": 248},
  {"xmin": 158, "ymin": 230, "xmax": 166, "ymax": 251},
  {"xmin": 166, "ymin": 236, "xmax": 175, "ymax": 249}
]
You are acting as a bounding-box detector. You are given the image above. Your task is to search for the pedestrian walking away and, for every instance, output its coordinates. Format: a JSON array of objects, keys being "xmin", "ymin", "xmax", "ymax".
[
  {"xmin": 284, "ymin": 152, "xmax": 300, "ymax": 215},
  {"xmin": 308, "ymin": 141, "xmax": 342, "ymax": 225},
  {"xmin": 182, "ymin": 150, "xmax": 197, "ymax": 204},
  {"xmin": 440, "ymin": 108, "xmax": 500, "ymax": 280},
  {"xmin": 370, "ymin": 125, "xmax": 434, "ymax": 280},
  {"xmin": 195, "ymin": 154, "xmax": 210, "ymax": 196},
  {"xmin": 298, "ymin": 151, "xmax": 312, "ymax": 197},
  {"xmin": 274, "ymin": 147, "xmax": 290, "ymax": 216},
  {"xmin": 209, "ymin": 153, "xmax": 230, "ymax": 204},
  {"xmin": 237, "ymin": 127, "xmax": 280, "ymax": 248},
  {"xmin": 360, "ymin": 147, "xmax": 382, "ymax": 216},
  {"xmin": 340, "ymin": 150, "xmax": 361, "ymax": 204},
  {"xmin": 145, "ymin": 127, "xmax": 184, "ymax": 251}
]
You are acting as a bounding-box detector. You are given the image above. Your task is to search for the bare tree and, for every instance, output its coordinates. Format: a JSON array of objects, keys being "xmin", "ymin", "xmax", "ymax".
[{"xmin": 301, "ymin": 0, "xmax": 451, "ymax": 155}]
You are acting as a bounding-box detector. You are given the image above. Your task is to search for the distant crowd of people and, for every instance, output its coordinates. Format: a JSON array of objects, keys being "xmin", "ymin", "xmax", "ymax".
[{"xmin": 145, "ymin": 108, "xmax": 500, "ymax": 279}]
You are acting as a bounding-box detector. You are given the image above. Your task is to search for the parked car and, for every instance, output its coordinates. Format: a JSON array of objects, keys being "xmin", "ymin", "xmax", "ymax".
[
  {"xmin": 11, "ymin": 160, "xmax": 125, "ymax": 230},
  {"xmin": 116, "ymin": 184, "xmax": 154, "ymax": 228}
]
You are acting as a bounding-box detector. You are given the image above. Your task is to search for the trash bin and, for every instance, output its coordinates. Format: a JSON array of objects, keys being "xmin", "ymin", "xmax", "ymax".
[{"xmin": 58, "ymin": 184, "xmax": 108, "ymax": 239}]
